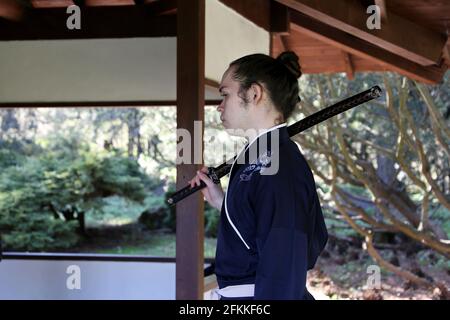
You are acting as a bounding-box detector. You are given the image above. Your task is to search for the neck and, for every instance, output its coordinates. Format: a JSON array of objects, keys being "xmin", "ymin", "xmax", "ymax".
[
  {"xmin": 244, "ymin": 122, "xmax": 286, "ymax": 143},
  {"xmin": 244, "ymin": 111, "xmax": 283, "ymax": 139},
  {"xmin": 236, "ymin": 100, "xmax": 285, "ymax": 141}
]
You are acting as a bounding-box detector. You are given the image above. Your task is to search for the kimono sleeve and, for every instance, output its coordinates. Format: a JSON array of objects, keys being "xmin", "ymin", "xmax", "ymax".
[{"xmin": 250, "ymin": 172, "xmax": 311, "ymax": 300}]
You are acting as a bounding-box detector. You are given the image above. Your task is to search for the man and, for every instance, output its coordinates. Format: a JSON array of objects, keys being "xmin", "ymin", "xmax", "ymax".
[{"xmin": 190, "ymin": 51, "xmax": 328, "ymax": 300}]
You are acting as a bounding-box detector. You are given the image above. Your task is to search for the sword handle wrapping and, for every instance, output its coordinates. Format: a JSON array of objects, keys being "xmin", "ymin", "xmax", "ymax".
[{"xmin": 166, "ymin": 167, "xmax": 220, "ymax": 206}]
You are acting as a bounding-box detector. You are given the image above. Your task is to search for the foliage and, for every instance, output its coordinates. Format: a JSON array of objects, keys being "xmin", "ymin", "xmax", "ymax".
[
  {"xmin": 90, "ymin": 233, "xmax": 217, "ymax": 258},
  {"xmin": 138, "ymin": 184, "xmax": 220, "ymax": 237},
  {"xmin": 204, "ymin": 202, "xmax": 220, "ymax": 238},
  {"xmin": 0, "ymin": 135, "xmax": 157, "ymax": 251},
  {"xmin": 294, "ymin": 70, "xmax": 450, "ymax": 287}
]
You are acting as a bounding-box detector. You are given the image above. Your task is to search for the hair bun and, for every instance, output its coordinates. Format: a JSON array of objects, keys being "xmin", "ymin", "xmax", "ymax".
[{"xmin": 276, "ymin": 51, "xmax": 302, "ymax": 79}]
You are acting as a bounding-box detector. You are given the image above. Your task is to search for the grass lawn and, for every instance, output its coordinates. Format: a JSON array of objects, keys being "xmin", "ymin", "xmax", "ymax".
[{"xmin": 82, "ymin": 231, "xmax": 217, "ymax": 258}]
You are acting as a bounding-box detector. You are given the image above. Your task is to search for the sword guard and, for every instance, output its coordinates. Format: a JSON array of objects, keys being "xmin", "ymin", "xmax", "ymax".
[{"xmin": 207, "ymin": 167, "xmax": 220, "ymax": 184}]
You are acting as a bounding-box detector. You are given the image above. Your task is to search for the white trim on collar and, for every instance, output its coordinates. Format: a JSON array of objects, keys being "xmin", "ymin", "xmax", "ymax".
[
  {"xmin": 245, "ymin": 122, "xmax": 287, "ymax": 150},
  {"xmin": 224, "ymin": 122, "xmax": 287, "ymax": 250}
]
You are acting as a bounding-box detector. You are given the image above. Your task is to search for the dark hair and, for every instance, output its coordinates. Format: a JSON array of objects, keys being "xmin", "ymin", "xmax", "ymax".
[{"xmin": 229, "ymin": 51, "xmax": 302, "ymax": 120}]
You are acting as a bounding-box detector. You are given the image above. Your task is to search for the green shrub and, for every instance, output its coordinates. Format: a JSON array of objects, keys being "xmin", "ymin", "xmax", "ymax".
[
  {"xmin": 0, "ymin": 144, "xmax": 159, "ymax": 251},
  {"xmin": 204, "ymin": 203, "xmax": 220, "ymax": 237}
]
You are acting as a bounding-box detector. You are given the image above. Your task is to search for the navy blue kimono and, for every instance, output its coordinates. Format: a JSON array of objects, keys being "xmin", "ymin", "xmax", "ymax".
[{"xmin": 214, "ymin": 123, "xmax": 328, "ymax": 300}]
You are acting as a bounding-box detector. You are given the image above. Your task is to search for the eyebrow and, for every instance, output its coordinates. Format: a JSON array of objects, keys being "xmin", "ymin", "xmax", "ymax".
[{"xmin": 219, "ymin": 86, "xmax": 227, "ymax": 93}]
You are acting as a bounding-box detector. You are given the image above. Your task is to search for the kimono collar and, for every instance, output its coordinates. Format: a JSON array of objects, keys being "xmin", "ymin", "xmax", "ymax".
[{"xmin": 245, "ymin": 122, "xmax": 288, "ymax": 149}]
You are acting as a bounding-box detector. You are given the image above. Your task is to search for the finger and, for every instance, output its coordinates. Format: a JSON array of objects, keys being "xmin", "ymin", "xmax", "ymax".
[
  {"xmin": 197, "ymin": 171, "xmax": 213, "ymax": 187},
  {"xmin": 200, "ymin": 166, "xmax": 208, "ymax": 173},
  {"xmin": 194, "ymin": 176, "xmax": 200, "ymax": 186}
]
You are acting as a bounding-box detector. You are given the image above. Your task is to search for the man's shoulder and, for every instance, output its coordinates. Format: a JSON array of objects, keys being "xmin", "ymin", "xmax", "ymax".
[{"xmin": 279, "ymin": 140, "xmax": 312, "ymax": 169}]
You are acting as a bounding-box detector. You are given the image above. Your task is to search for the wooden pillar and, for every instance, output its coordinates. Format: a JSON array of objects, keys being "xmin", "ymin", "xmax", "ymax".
[{"xmin": 176, "ymin": 0, "xmax": 205, "ymax": 300}]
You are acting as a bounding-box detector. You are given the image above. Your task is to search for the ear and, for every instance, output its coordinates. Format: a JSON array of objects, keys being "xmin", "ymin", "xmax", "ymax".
[{"xmin": 248, "ymin": 82, "xmax": 264, "ymax": 105}]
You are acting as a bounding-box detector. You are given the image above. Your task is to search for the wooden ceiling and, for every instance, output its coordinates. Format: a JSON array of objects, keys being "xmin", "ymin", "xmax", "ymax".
[
  {"xmin": 0, "ymin": 0, "xmax": 448, "ymax": 84},
  {"xmin": 271, "ymin": 0, "xmax": 449, "ymax": 84}
]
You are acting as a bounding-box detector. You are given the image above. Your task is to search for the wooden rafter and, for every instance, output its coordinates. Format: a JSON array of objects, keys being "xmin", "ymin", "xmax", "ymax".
[
  {"xmin": 0, "ymin": 6, "xmax": 176, "ymax": 40},
  {"xmin": 0, "ymin": 99, "xmax": 222, "ymax": 108},
  {"xmin": 219, "ymin": 0, "xmax": 292, "ymax": 34},
  {"xmin": 279, "ymin": 34, "xmax": 290, "ymax": 52},
  {"xmin": 270, "ymin": 33, "xmax": 283, "ymax": 57},
  {"xmin": 276, "ymin": 0, "xmax": 447, "ymax": 66},
  {"xmin": 72, "ymin": 0, "xmax": 85, "ymax": 6},
  {"xmin": 270, "ymin": 1, "xmax": 290, "ymax": 35},
  {"xmin": 30, "ymin": 0, "xmax": 136, "ymax": 7},
  {"xmin": 374, "ymin": 0, "xmax": 388, "ymax": 22},
  {"xmin": 30, "ymin": 1, "xmax": 74, "ymax": 8},
  {"xmin": 342, "ymin": 51, "xmax": 355, "ymax": 80},
  {"xmin": 80, "ymin": 0, "xmax": 135, "ymax": 5},
  {"xmin": 205, "ymin": 78, "xmax": 220, "ymax": 89},
  {"xmin": 143, "ymin": 0, "xmax": 176, "ymax": 16},
  {"xmin": 219, "ymin": 0, "xmax": 271, "ymax": 31},
  {"xmin": 443, "ymin": 38, "xmax": 450, "ymax": 66},
  {"xmin": 290, "ymin": 10, "xmax": 446, "ymax": 84},
  {"xmin": 0, "ymin": 0, "xmax": 25, "ymax": 20},
  {"xmin": 270, "ymin": 32, "xmax": 293, "ymax": 58}
]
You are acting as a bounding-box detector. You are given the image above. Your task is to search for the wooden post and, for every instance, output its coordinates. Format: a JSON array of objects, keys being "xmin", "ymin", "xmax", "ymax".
[{"xmin": 176, "ymin": 0, "xmax": 205, "ymax": 300}]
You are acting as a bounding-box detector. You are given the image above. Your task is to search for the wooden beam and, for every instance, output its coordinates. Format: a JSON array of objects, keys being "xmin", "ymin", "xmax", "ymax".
[
  {"xmin": 205, "ymin": 78, "xmax": 220, "ymax": 89},
  {"xmin": 443, "ymin": 37, "xmax": 450, "ymax": 67},
  {"xmin": 280, "ymin": 35, "xmax": 290, "ymax": 52},
  {"xmin": 219, "ymin": 0, "xmax": 270, "ymax": 31},
  {"xmin": 270, "ymin": 33, "xmax": 285, "ymax": 57},
  {"xmin": 144, "ymin": 0, "xmax": 177, "ymax": 16},
  {"xmin": 0, "ymin": 6, "xmax": 176, "ymax": 40},
  {"xmin": 276, "ymin": 0, "xmax": 447, "ymax": 66},
  {"xmin": 279, "ymin": 34, "xmax": 286, "ymax": 51},
  {"xmin": 219, "ymin": 0, "xmax": 292, "ymax": 35},
  {"xmin": 290, "ymin": 10, "xmax": 446, "ymax": 84},
  {"xmin": 84, "ymin": 0, "xmax": 135, "ymax": 5},
  {"xmin": 30, "ymin": 1, "xmax": 74, "ymax": 8},
  {"xmin": 0, "ymin": 0, "xmax": 25, "ymax": 21},
  {"xmin": 0, "ymin": 99, "xmax": 222, "ymax": 108},
  {"xmin": 270, "ymin": 1, "xmax": 290, "ymax": 35},
  {"xmin": 269, "ymin": 33, "xmax": 275, "ymax": 57},
  {"xmin": 176, "ymin": 0, "xmax": 205, "ymax": 300},
  {"xmin": 342, "ymin": 51, "xmax": 355, "ymax": 80},
  {"xmin": 72, "ymin": 0, "xmax": 85, "ymax": 7},
  {"xmin": 374, "ymin": 0, "xmax": 387, "ymax": 22}
]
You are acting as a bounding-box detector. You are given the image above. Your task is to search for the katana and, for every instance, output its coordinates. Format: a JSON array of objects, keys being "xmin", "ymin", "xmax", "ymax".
[{"xmin": 167, "ymin": 85, "xmax": 382, "ymax": 206}]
